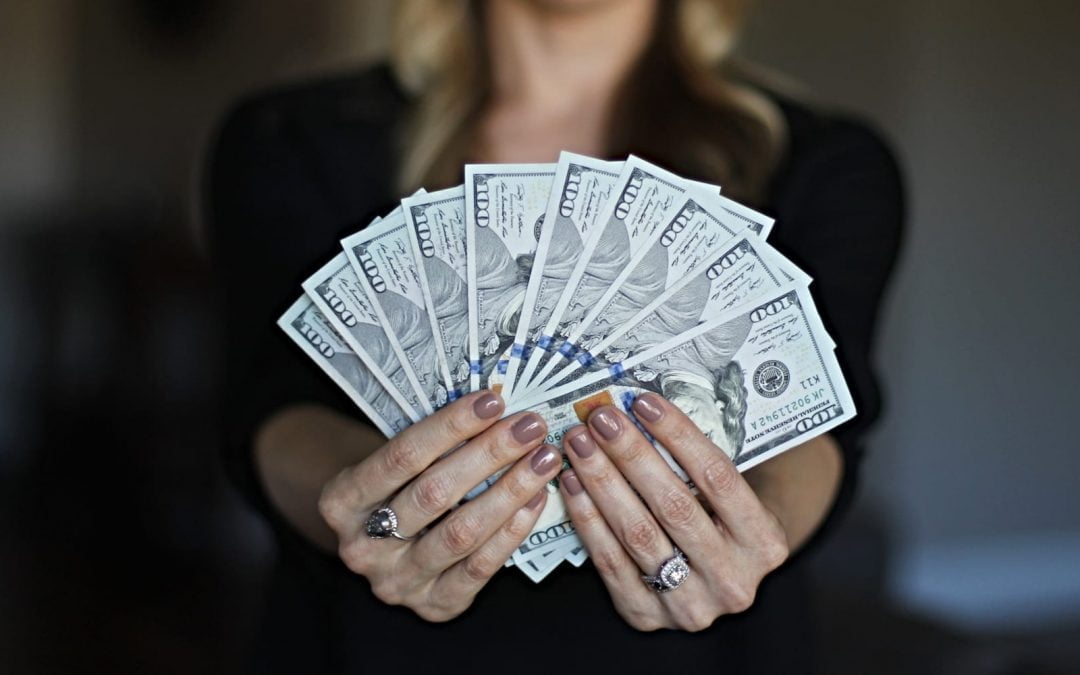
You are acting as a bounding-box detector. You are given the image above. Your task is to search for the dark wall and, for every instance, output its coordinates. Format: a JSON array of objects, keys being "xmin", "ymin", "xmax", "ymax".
[{"xmin": 744, "ymin": 0, "xmax": 1080, "ymax": 628}]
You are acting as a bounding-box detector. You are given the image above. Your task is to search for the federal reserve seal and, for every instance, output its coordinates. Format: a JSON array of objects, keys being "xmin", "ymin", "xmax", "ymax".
[{"xmin": 753, "ymin": 360, "xmax": 790, "ymax": 398}]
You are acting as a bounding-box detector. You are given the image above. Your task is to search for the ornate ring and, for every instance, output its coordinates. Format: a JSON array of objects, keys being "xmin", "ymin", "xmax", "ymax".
[
  {"xmin": 642, "ymin": 548, "xmax": 690, "ymax": 593},
  {"xmin": 365, "ymin": 504, "xmax": 416, "ymax": 542}
]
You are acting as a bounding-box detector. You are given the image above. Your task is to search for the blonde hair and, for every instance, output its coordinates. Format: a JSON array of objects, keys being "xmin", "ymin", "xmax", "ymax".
[{"xmin": 390, "ymin": 0, "xmax": 784, "ymax": 202}]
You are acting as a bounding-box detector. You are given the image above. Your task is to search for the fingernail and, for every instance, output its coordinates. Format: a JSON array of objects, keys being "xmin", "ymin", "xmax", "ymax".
[
  {"xmin": 525, "ymin": 491, "xmax": 545, "ymax": 510},
  {"xmin": 530, "ymin": 444, "xmax": 560, "ymax": 475},
  {"xmin": 473, "ymin": 391, "xmax": 502, "ymax": 419},
  {"xmin": 632, "ymin": 393, "xmax": 664, "ymax": 423},
  {"xmin": 590, "ymin": 408, "xmax": 621, "ymax": 440},
  {"xmin": 562, "ymin": 471, "xmax": 584, "ymax": 496},
  {"xmin": 567, "ymin": 428, "xmax": 596, "ymax": 458},
  {"xmin": 512, "ymin": 413, "xmax": 546, "ymax": 444}
]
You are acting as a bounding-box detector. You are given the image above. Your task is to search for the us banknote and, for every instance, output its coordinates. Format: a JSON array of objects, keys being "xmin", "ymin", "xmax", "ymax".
[
  {"xmin": 527, "ymin": 188, "xmax": 772, "ymax": 391},
  {"xmin": 464, "ymin": 163, "xmax": 556, "ymax": 391},
  {"xmin": 341, "ymin": 210, "xmax": 453, "ymax": 414},
  {"xmin": 301, "ymin": 251, "xmax": 424, "ymax": 420},
  {"xmin": 514, "ymin": 156, "xmax": 692, "ymax": 398},
  {"xmin": 510, "ymin": 283, "xmax": 855, "ymax": 561},
  {"xmin": 278, "ymin": 296, "xmax": 412, "ymax": 436},
  {"xmin": 402, "ymin": 186, "xmax": 471, "ymax": 399},
  {"xmin": 500, "ymin": 152, "xmax": 623, "ymax": 401},
  {"xmin": 543, "ymin": 233, "xmax": 813, "ymax": 389}
]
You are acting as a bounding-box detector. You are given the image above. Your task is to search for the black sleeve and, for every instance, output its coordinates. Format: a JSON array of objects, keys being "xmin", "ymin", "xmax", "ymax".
[
  {"xmin": 767, "ymin": 114, "xmax": 905, "ymax": 549},
  {"xmin": 205, "ymin": 94, "xmax": 375, "ymax": 542}
]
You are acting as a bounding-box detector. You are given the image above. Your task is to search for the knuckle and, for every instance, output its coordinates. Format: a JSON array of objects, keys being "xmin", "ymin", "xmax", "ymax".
[
  {"xmin": 443, "ymin": 405, "xmax": 476, "ymax": 440},
  {"xmin": 622, "ymin": 518, "xmax": 662, "ymax": 555},
  {"xmin": 370, "ymin": 578, "xmax": 403, "ymax": 607},
  {"xmin": 498, "ymin": 468, "xmax": 536, "ymax": 504},
  {"xmin": 440, "ymin": 514, "xmax": 482, "ymax": 557},
  {"xmin": 624, "ymin": 610, "xmax": 664, "ymax": 632},
  {"xmin": 591, "ymin": 466, "xmax": 624, "ymax": 493},
  {"xmin": 591, "ymin": 546, "xmax": 625, "ymax": 580},
  {"xmin": 677, "ymin": 606, "xmax": 718, "ymax": 633},
  {"xmin": 317, "ymin": 484, "xmax": 344, "ymax": 530},
  {"xmin": 501, "ymin": 508, "xmax": 533, "ymax": 542},
  {"xmin": 700, "ymin": 457, "xmax": 740, "ymax": 498},
  {"xmin": 412, "ymin": 472, "xmax": 455, "ymax": 516},
  {"xmin": 384, "ymin": 438, "xmax": 426, "ymax": 479},
  {"xmin": 607, "ymin": 437, "xmax": 645, "ymax": 464},
  {"xmin": 574, "ymin": 503, "xmax": 608, "ymax": 532},
  {"xmin": 721, "ymin": 580, "xmax": 756, "ymax": 614},
  {"xmin": 657, "ymin": 487, "xmax": 698, "ymax": 530},
  {"xmin": 461, "ymin": 552, "xmax": 497, "ymax": 584},
  {"xmin": 477, "ymin": 434, "xmax": 513, "ymax": 469},
  {"xmin": 761, "ymin": 532, "xmax": 790, "ymax": 570},
  {"xmin": 338, "ymin": 539, "xmax": 369, "ymax": 574}
]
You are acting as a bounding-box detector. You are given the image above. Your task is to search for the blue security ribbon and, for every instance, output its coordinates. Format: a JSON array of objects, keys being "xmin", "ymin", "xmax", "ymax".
[
  {"xmin": 497, "ymin": 360, "xmax": 508, "ymax": 374},
  {"xmin": 558, "ymin": 341, "xmax": 578, "ymax": 358},
  {"xmin": 576, "ymin": 351, "xmax": 595, "ymax": 367},
  {"xmin": 537, "ymin": 335, "xmax": 554, "ymax": 350},
  {"xmin": 608, "ymin": 363, "xmax": 626, "ymax": 379},
  {"xmin": 469, "ymin": 360, "xmax": 482, "ymax": 374}
]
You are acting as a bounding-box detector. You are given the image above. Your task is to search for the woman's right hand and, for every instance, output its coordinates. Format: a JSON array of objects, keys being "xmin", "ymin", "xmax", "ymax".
[{"xmin": 318, "ymin": 390, "xmax": 560, "ymax": 622}]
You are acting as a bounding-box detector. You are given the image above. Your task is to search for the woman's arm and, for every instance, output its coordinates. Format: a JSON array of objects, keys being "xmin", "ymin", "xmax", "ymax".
[
  {"xmin": 254, "ymin": 404, "xmax": 386, "ymax": 552},
  {"xmin": 745, "ymin": 433, "xmax": 843, "ymax": 552}
]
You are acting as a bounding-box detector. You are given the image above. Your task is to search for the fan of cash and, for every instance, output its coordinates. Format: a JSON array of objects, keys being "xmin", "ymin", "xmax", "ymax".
[{"xmin": 279, "ymin": 152, "xmax": 855, "ymax": 582}]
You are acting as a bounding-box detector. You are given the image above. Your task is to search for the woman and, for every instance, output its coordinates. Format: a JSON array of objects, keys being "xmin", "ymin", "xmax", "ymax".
[{"xmin": 209, "ymin": 0, "xmax": 903, "ymax": 672}]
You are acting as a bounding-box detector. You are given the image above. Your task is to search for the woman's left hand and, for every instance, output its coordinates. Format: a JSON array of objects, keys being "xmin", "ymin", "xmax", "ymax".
[{"xmin": 558, "ymin": 392, "xmax": 790, "ymax": 632}]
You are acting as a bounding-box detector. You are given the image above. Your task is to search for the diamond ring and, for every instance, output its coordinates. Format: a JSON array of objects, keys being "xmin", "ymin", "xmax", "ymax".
[{"xmin": 642, "ymin": 548, "xmax": 690, "ymax": 593}]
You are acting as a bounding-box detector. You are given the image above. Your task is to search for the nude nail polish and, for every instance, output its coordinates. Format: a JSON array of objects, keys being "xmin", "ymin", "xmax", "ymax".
[
  {"xmin": 632, "ymin": 393, "xmax": 664, "ymax": 423},
  {"xmin": 562, "ymin": 471, "xmax": 584, "ymax": 496},
  {"xmin": 512, "ymin": 413, "xmax": 545, "ymax": 444},
  {"xmin": 590, "ymin": 409, "xmax": 621, "ymax": 440},
  {"xmin": 530, "ymin": 445, "xmax": 560, "ymax": 475},
  {"xmin": 473, "ymin": 391, "xmax": 502, "ymax": 419},
  {"xmin": 567, "ymin": 429, "xmax": 596, "ymax": 458}
]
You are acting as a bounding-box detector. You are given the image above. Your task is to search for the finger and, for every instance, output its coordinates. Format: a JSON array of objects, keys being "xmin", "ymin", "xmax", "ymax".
[
  {"xmin": 387, "ymin": 410, "xmax": 549, "ymax": 536},
  {"xmin": 629, "ymin": 392, "xmax": 771, "ymax": 543},
  {"xmin": 559, "ymin": 470, "xmax": 667, "ymax": 631},
  {"xmin": 431, "ymin": 489, "xmax": 549, "ymax": 616},
  {"xmin": 327, "ymin": 390, "xmax": 506, "ymax": 526},
  {"xmin": 409, "ymin": 443, "xmax": 562, "ymax": 573},
  {"xmin": 581, "ymin": 405, "xmax": 725, "ymax": 565},
  {"xmin": 561, "ymin": 424, "xmax": 675, "ymax": 574}
]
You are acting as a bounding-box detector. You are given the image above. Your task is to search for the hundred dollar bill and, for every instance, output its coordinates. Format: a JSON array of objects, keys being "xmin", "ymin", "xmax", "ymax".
[
  {"xmin": 528, "ymin": 188, "xmax": 774, "ymax": 391},
  {"xmin": 516, "ymin": 538, "xmax": 579, "ymax": 583},
  {"xmin": 566, "ymin": 545, "xmax": 587, "ymax": 568},
  {"xmin": 511, "ymin": 283, "xmax": 854, "ymax": 560},
  {"xmin": 342, "ymin": 209, "xmax": 453, "ymax": 414},
  {"xmin": 464, "ymin": 163, "xmax": 556, "ymax": 391},
  {"xmin": 301, "ymin": 251, "xmax": 424, "ymax": 420},
  {"xmin": 402, "ymin": 186, "xmax": 471, "ymax": 399},
  {"xmin": 515, "ymin": 156, "xmax": 692, "ymax": 398},
  {"xmin": 500, "ymin": 152, "xmax": 623, "ymax": 401},
  {"xmin": 543, "ymin": 233, "xmax": 811, "ymax": 390},
  {"xmin": 278, "ymin": 296, "xmax": 412, "ymax": 437}
]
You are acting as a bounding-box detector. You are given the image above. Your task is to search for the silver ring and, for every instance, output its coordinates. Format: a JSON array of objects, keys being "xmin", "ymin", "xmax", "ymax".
[
  {"xmin": 642, "ymin": 548, "xmax": 690, "ymax": 593},
  {"xmin": 365, "ymin": 505, "xmax": 416, "ymax": 541}
]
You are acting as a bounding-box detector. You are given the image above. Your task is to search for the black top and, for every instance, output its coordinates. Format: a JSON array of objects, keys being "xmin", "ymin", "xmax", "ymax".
[{"xmin": 208, "ymin": 65, "xmax": 903, "ymax": 674}]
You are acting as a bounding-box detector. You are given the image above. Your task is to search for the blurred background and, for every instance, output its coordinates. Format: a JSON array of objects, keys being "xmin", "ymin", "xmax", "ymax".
[{"xmin": 1, "ymin": 1, "xmax": 1078, "ymax": 672}]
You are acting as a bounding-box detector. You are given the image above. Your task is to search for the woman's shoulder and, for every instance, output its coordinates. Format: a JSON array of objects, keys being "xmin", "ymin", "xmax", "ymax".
[{"xmin": 767, "ymin": 92, "xmax": 904, "ymax": 201}]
